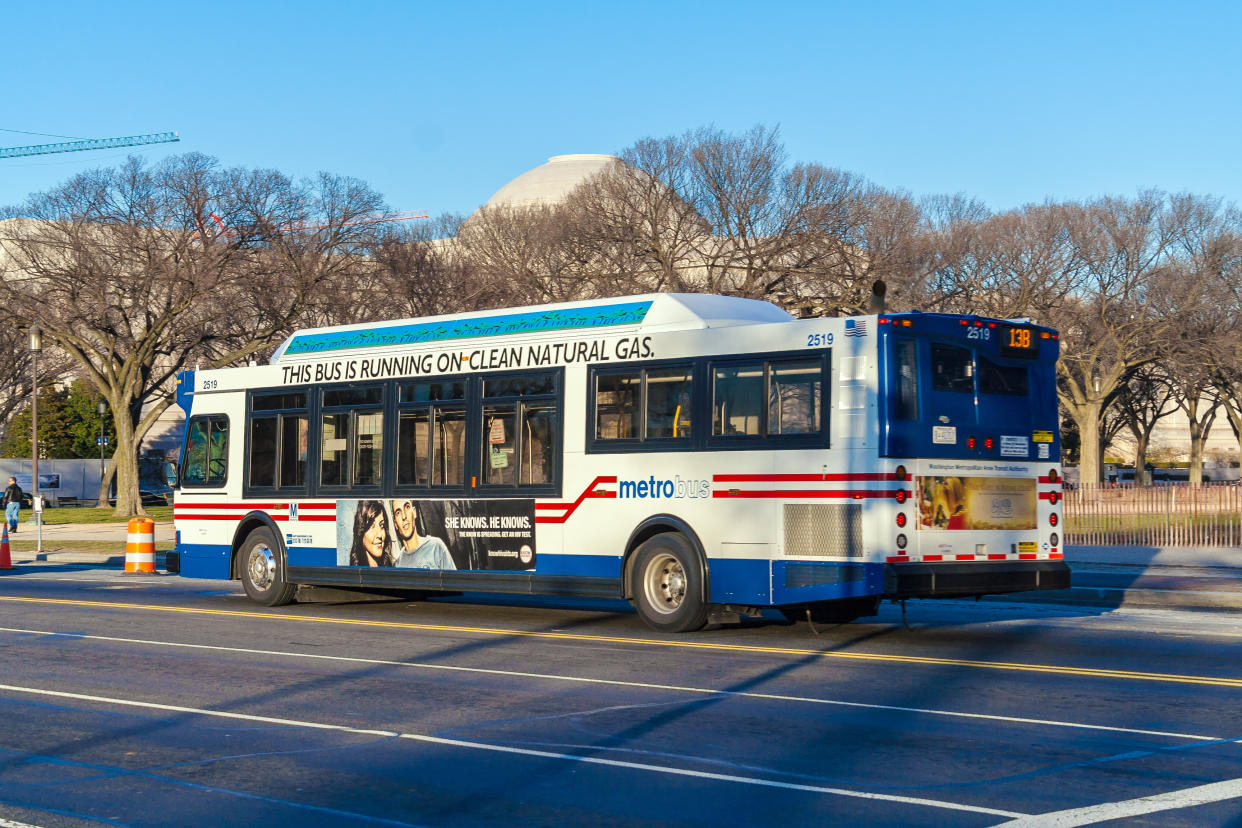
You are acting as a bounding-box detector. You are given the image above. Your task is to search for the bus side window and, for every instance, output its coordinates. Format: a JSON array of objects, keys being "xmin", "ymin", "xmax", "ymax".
[
  {"xmin": 249, "ymin": 418, "xmax": 278, "ymax": 487},
  {"xmin": 646, "ymin": 367, "xmax": 693, "ymax": 438},
  {"xmin": 481, "ymin": 371, "xmax": 559, "ymax": 489},
  {"xmin": 320, "ymin": 413, "xmax": 349, "ymax": 487},
  {"xmin": 713, "ymin": 363, "xmax": 764, "ymax": 436},
  {"xmin": 397, "ymin": 380, "xmax": 468, "ymax": 489},
  {"xmin": 768, "ymin": 359, "xmax": 820, "ymax": 435},
  {"xmin": 595, "ymin": 371, "xmax": 641, "ymax": 440},
  {"xmin": 896, "ymin": 339, "xmax": 918, "ymax": 420}
]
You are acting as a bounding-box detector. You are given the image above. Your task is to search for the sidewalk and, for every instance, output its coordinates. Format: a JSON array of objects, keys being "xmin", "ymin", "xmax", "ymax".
[
  {"xmin": 1016, "ymin": 544, "xmax": 1242, "ymax": 613},
  {"xmin": 4, "ymin": 524, "xmax": 1241, "ymax": 613}
]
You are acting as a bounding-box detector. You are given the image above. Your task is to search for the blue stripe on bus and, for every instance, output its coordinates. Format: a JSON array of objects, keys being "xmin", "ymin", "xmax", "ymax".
[
  {"xmin": 177, "ymin": 544, "xmax": 232, "ymax": 579},
  {"xmin": 283, "ymin": 301, "xmax": 653, "ymax": 355},
  {"xmin": 708, "ymin": 558, "xmax": 771, "ymax": 604},
  {"xmin": 287, "ymin": 547, "xmax": 338, "ymax": 567},
  {"xmin": 178, "ymin": 543, "xmax": 885, "ymax": 606},
  {"xmin": 770, "ymin": 561, "xmax": 886, "ymax": 604},
  {"xmin": 530, "ymin": 554, "xmax": 622, "ymax": 578}
]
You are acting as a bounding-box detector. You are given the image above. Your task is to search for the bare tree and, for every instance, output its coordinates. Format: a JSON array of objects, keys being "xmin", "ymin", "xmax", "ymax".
[
  {"xmin": 0, "ymin": 154, "xmax": 387, "ymax": 515},
  {"xmin": 920, "ymin": 201, "xmax": 1080, "ymax": 320},
  {"xmin": 1111, "ymin": 364, "xmax": 1179, "ymax": 485},
  {"xmin": 1052, "ymin": 192, "xmax": 1202, "ymax": 487}
]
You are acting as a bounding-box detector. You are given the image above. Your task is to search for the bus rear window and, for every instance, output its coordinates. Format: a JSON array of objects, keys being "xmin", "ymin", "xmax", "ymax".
[
  {"xmin": 978, "ymin": 355, "xmax": 1028, "ymax": 396},
  {"xmin": 895, "ymin": 339, "xmax": 918, "ymax": 420},
  {"xmin": 931, "ymin": 344, "xmax": 973, "ymax": 393}
]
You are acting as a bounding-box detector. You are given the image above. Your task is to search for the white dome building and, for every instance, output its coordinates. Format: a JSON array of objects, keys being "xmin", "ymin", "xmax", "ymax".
[{"xmin": 481, "ymin": 154, "xmax": 620, "ymax": 211}]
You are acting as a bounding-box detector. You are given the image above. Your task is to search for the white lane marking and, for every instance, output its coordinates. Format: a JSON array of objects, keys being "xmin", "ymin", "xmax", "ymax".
[
  {"xmin": 0, "ymin": 682, "xmax": 1025, "ymax": 818},
  {"xmin": 999, "ymin": 776, "xmax": 1242, "ymax": 825},
  {"xmin": 0, "ymin": 626, "xmax": 1217, "ymax": 743},
  {"xmin": 0, "ymin": 819, "xmax": 44, "ymax": 828}
]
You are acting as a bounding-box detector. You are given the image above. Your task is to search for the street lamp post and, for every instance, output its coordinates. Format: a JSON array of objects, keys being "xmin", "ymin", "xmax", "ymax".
[
  {"xmin": 98, "ymin": 400, "xmax": 107, "ymax": 505},
  {"xmin": 28, "ymin": 326, "xmax": 41, "ymax": 555}
]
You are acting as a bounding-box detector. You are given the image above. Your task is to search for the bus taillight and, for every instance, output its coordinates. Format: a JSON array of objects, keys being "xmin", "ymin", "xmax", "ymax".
[
  {"xmin": 896, "ymin": 513, "xmax": 907, "ymax": 528},
  {"xmin": 984, "ymin": 437, "xmax": 995, "ymax": 451},
  {"xmin": 1049, "ymin": 513, "xmax": 1059, "ymax": 527}
]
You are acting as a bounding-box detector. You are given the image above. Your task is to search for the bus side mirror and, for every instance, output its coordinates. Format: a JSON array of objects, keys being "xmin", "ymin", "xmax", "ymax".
[{"xmin": 164, "ymin": 462, "xmax": 179, "ymax": 488}]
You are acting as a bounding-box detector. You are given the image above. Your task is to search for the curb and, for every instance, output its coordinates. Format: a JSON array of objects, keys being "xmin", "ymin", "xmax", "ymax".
[{"xmin": 984, "ymin": 585, "xmax": 1242, "ymax": 613}]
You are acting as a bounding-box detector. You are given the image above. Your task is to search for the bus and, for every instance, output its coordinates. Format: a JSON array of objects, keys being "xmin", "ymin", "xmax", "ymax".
[{"xmin": 170, "ymin": 293, "xmax": 1070, "ymax": 632}]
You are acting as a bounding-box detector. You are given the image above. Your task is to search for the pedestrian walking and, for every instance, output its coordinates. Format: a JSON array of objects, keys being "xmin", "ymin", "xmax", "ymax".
[{"xmin": 3, "ymin": 476, "xmax": 22, "ymax": 532}]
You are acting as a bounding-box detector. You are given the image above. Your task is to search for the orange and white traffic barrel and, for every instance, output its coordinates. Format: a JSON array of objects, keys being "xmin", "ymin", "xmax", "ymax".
[{"xmin": 125, "ymin": 518, "xmax": 156, "ymax": 573}]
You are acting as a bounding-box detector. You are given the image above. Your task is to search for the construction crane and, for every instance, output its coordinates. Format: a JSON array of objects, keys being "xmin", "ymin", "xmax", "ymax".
[{"xmin": 0, "ymin": 131, "xmax": 180, "ymax": 160}]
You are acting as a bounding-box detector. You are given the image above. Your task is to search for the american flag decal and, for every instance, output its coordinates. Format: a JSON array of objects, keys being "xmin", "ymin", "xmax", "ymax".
[{"xmin": 845, "ymin": 319, "xmax": 868, "ymax": 337}]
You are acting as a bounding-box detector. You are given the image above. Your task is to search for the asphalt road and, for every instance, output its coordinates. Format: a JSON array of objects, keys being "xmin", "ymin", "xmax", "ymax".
[{"xmin": 0, "ymin": 567, "xmax": 1240, "ymax": 826}]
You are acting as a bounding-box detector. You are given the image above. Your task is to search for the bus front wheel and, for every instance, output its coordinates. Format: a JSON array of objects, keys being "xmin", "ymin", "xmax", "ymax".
[
  {"xmin": 630, "ymin": 533, "xmax": 709, "ymax": 633},
  {"xmin": 239, "ymin": 527, "xmax": 297, "ymax": 606}
]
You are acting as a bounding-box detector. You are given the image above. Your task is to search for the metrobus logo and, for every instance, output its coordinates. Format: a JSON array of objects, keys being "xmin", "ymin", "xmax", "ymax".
[{"xmin": 618, "ymin": 475, "xmax": 711, "ymax": 499}]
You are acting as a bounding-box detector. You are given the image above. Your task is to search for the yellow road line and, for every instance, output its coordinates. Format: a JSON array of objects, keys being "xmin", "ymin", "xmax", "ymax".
[{"xmin": 2, "ymin": 595, "xmax": 1239, "ymax": 688}]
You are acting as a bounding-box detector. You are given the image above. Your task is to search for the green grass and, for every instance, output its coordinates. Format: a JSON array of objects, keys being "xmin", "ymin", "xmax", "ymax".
[
  {"xmin": 22, "ymin": 506, "xmax": 172, "ymax": 525},
  {"xmin": 7, "ymin": 539, "xmax": 175, "ymax": 554},
  {"xmin": 1065, "ymin": 512, "xmax": 1241, "ymax": 545}
]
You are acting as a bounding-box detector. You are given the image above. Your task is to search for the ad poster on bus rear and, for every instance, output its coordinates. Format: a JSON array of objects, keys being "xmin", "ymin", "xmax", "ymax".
[
  {"xmin": 917, "ymin": 476, "xmax": 1036, "ymax": 530},
  {"xmin": 336, "ymin": 499, "xmax": 535, "ymax": 571}
]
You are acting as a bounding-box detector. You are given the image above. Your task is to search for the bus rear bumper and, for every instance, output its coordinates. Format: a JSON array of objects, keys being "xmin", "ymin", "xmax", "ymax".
[{"xmin": 884, "ymin": 560, "xmax": 1070, "ymax": 599}]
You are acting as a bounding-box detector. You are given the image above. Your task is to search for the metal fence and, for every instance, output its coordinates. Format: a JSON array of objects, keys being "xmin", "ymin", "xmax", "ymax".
[{"xmin": 1062, "ymin": 483, "xmax": 1242, "ymax": 547}]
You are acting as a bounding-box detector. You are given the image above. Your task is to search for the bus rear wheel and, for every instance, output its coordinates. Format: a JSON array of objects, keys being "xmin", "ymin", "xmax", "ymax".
[
  {"xmin": 630, "ymin": 533, "xmax": 709, "ymax": 633},
  {"xmin": 239, "ymin": 527, "xmax": 297, "ymax": 607}
]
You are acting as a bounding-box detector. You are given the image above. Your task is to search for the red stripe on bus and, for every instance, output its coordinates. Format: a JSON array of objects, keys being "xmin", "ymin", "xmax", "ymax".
[
  {"xmin": 711, "ymin": 490, "xmax": 908, "ymax": 499},
  {"xmin": 923, "ymin": 555, "xmax": 943, "ymax": 561},
  {"xmin": 1049, "ymin": 551, "xmax": 1062, "ymax": 559},
  {"xmin": 713, "ymin": 473, "xmax": 907, "ymax": 483},
  {"xmin": 886, "ymin": 556, "xmax": 909, "ymax": 563},
  {"xmin": 175, "ymin": 514, "xmax": 258, "ymax": 521},
  {"xmin": 533, "ymin": 477, "xmax": 618, "ymax": 524},
  {"xmin": 955, "ymin": 554, "xmax": 975, "ymax": 560},
  {"xmin": 174, "ymin": 501, "xmax": 338, "ymax": 510},
  {"xmin": 175, "ymin": 503, "xmax": 290, "ymax": 510},
  {"xmin": 987, "ymin": 554, "xmax": 1008, "ymax": 560},
  {"xmin": 1018, "ymin": 553, "xmax": 1038, "ymax": 560},
  {"xmin": 297, "ymin": 515, "xmax": 336, "ymax": 522}
]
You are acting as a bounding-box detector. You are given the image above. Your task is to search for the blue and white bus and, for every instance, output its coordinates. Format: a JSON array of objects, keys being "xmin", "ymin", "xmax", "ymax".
[{"xmin": 170, "ymin": 293, "xmax": 1069, "ymax": 631}]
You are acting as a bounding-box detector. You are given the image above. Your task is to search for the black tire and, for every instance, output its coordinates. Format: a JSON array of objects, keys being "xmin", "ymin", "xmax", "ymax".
[
  {"xmin": 239, "ymin": 527, "xmax": 297, "ymax": 606},
  {"xmin": 781, "ymin": 597, "xmax": 880, "ymax": 625},
  {"xmin": 629, "ymin": 532, "xmax": 709, "ymax": 633}
]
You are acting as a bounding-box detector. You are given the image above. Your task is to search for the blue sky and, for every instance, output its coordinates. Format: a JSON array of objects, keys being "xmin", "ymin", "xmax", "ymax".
[{"xmin": 3, "ymin": 1, "xmax": 1239, "ymax": 218}]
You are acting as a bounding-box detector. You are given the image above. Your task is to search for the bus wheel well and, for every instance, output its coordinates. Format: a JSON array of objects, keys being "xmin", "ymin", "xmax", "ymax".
[
  {"xmin": 231, "ymin": 515, "xmax": 282, "ymax": 580},
  {"xmin": 622, "ymin": 517, "xmax": 708, "ymax": 601}
]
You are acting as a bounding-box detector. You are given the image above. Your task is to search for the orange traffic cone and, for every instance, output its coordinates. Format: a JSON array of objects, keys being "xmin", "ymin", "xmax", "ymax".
[
  {"xmin": 124, "ymin": 518, "xmax": 156, "ymax": 574},
  {"xmin": 0, "ymin": 523, "xmax": 12, "ymax": 570}
]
